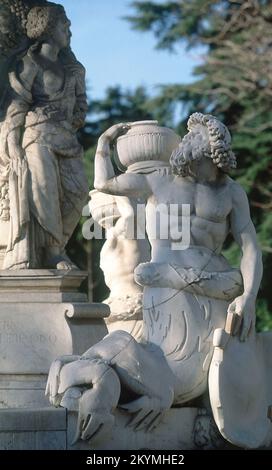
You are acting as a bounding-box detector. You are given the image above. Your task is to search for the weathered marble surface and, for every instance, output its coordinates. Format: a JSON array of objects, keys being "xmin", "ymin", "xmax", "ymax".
[
  {"xmin": 0, "ymin": 1, "xmax": 109, "ymax": 452},
  {"xmin": 89, "ymin": 189, "xmax": 150, "ymax": 340},
  {"xmin": 0, "ymin": 1, "xmax": 88, "ymax": 269},
  {"xmin": 0, "ymin": 269, "xmax": 88, "ymax": 302},
  {"xmin": 0, "ymin": 268, "xmax": 109, "ymax": 449},
  {"xmin": 1, "ymin": 405, "xmax": 271, "ymax": 451},
  {"xmin": 67, "ymin": 408, "xmax": 228, "ymax": 451},
  {"xmin": 47, "ymin": 115, "xmax": 272, "ymax": 450},
  {"xmin": 67, "ymin": 407, "xmax": 271, "ymax": 451},
  {"xmin": 0, "ymin": 270, "xmax": 109, "ymax": 408},
  {"xmin": 0, "ymin": 407, "xmax": 66, "ymax": 450}
]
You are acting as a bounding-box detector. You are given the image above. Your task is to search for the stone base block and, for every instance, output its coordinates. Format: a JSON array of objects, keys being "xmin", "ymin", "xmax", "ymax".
[
  {"xmin": 0, "ymin": 375, "xmax": 48, "ymax": 409},
  {"xmin": 0, "ymin": 406, "xmax": 271, "ymax": 450},
  {"xmin": 0, "ymin": 407, "xmax": 66, "ymax": 450},
  {"xmin": 0, "ymin": 270, "xmax": 109, "ymax": 408},
  {"xmin": 67, "ymin": 408, "xmax": 228, "ymax": 450},
  {"xmin": 0, "ymin": 269, "xmax": 89, "ymax": 303}
]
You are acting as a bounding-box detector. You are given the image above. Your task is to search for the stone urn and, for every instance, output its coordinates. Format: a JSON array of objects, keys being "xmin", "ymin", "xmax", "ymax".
[{"xmin": 115, "ymin": 120, "xmax": 181, "ymax": 171}]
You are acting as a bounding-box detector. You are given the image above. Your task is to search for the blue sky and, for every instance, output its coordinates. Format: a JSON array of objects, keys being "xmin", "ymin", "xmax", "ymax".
[{"xmin": 59, "ymin": 0, "xmax": 200, "ymax": 100}]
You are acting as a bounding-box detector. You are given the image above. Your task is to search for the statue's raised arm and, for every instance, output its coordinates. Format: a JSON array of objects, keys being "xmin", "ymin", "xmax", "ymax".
[
  {"xmin": 94, "ymin": 123, "xmax": 151, "ymax": 197},
  {"xmin": 94, "ymin": 120, "xmax": 181, "ymax": 199}
]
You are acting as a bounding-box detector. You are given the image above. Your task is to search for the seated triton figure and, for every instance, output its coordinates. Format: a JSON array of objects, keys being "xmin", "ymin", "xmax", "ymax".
[{"xmin": 46, "ymin": 114, "xmax": 266, "ymax": 447}]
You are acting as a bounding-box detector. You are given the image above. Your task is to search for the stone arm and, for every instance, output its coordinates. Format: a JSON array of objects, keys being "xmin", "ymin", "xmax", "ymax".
[
  {"xmin": 228, "ymin": 182, "xmax": 263, "ymax": 341},
  {"xmin": 61, "ymin": 48, "xmax": 88, "ymax": 129},
  {"xmin": 45, "ymin": 354, "xmax": 81, "ymax": 406},
  {"xmin": 3, "ymin": 55, "xmax": 37, "ymax": 172},
  {"xmin": 73, "ymin": 62, "xmax": 88, "ymax": 129},
  {"xmin": 110, "ymin": 196, "xmax": 138, "ymax": 239},
  {"xmin": 94, "ymin": 123, "xmax": 151, "ymax": 198}
]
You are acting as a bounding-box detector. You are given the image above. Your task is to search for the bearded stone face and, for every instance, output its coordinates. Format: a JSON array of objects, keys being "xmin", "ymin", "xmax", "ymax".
[{"xmin": 170, "ymin": 125, "xmax": 211, "ymax": 176}]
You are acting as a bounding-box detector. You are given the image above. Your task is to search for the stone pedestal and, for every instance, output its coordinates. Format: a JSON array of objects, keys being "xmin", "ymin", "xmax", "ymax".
[
  {"xmin": 66, "ymin": 408, "xmax": 272, "ymax": 451},
  {"xmin": 0, "ymin": 407, "xmax": 67, "ymax": 450},
  {"xmin": 66, "ymin": 408, "xmax": 229, "ymax": 451},
  {"xmin": 0, "ymin": 270, "xmax": 109, "ymax": 408},
  {"xmin": 0, "ymin": 269, "xmax": 109, "ymax": 448},
  {"xmin": 1, "ymin": 405, "xmax": 271, "ymax": 450}
]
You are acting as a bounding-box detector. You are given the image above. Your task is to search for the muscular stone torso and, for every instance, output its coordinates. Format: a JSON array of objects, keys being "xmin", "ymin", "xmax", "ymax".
[{"xmin": 145, "ymin": 173, "xmax": 233, "ymax": 268}]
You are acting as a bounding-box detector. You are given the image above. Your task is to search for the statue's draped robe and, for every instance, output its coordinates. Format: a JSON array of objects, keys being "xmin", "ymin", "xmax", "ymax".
[{"xmin": 0, "ymin": 51, "xmax": 88, "ymax": 268}]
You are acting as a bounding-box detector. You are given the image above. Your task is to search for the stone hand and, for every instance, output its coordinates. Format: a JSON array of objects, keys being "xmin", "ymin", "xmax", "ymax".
[
  {"xmin": 70, "ymin": 364, "xmax": 121, "ymax": 443},
  {"xmin": 98, "ymin": 123, "xmax": 131, "ymax": 145},
  {"xmin": 45, "ymin": 355, "xmax": 80, "ymax": 406},
  {"xmin": 74, "ymin": 388, "xmax": 115, "ymax": 443},
  {"xmin": 120, "ymin": 396, "xmax": 167, "ymax": 432},
  {"xmin": 227, "ymin": 294, "xmax": 256, "ymax": 341},
  {"xmin": 134, "ymin": 262, "xmax": 162, "ymax": 287}
]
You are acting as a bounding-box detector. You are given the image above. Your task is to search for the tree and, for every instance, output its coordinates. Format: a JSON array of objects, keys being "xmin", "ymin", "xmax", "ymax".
[
  {"xmin": 70, "ymin": 1, "xmax": 272, "ymax": 329},
  {"xmin": 124, "ymin": 0, "xmax": 272, "ymax": 329}
]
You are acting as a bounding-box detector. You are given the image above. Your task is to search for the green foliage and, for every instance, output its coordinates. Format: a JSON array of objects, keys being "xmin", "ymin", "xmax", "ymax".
[
  {"xmin": 126, "ymin": 1, "xmax": 221, "ymax": 50},
  {"xmin": 72, "ymin": 1, "xmax": 272, "ymax": 328},
  {"xmin": 80, "ymin": 85, "xmax": 154, "ymax": 151},
  {"xmin": 125, "ymin": 0, "xmax": 272, "ymax": 328},
  {"xmin": 222, "ymin": 243, "xmax": 241, "ymax": 269},
  {"xmin": 256, "ymin": 299, "xmax": 272, "ymax": 332}
]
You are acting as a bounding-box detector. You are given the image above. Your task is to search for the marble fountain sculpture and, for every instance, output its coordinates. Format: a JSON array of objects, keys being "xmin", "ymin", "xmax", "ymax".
[
  {"xmin": 47, "ymin": 117, "xmax": 272, "ymax": 450},
  {"xmin": 0, "ymin": 0, "xmax": 271, "ymax": 452},
  {"xmin": 0, "ymin": 0, "xmax": 89, "ymax": 270},
  {"xmin": 0, "ymin": 1, "xmax": 108, "ymax": 449}
]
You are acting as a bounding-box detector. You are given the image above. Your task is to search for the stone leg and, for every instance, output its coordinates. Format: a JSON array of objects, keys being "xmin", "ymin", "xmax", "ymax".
[{"xmin": 47, "ymin": 329, "xmax": 175, "ymax": 441}]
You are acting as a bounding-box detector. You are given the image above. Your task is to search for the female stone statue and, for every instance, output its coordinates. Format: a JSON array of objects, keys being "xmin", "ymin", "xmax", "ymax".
[{"xmin": 0, "ymin": 2, "xmax": 88, "ymax": 269}]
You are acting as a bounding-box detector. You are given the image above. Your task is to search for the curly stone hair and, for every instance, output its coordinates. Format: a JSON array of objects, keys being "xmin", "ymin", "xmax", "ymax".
[
  {"xmin": 26, "ymin": 3, "xmax": 66, "ymax": 40},
  {"xmin": 0, "ymin": 0, "xmax": 29, "ymax": 54},
  {"xmin": 0, "ymin": 1, "xmax": 50, "ymax": 55},
  {"xmin": 170, "ymin": 113, "xmax": 237, "ymax": 177}
]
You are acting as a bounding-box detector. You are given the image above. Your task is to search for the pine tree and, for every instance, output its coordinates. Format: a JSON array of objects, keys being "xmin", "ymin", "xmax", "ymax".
[{"xmin": 126, "ymin": 0, "xmax": 272, "ymax": 328}]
